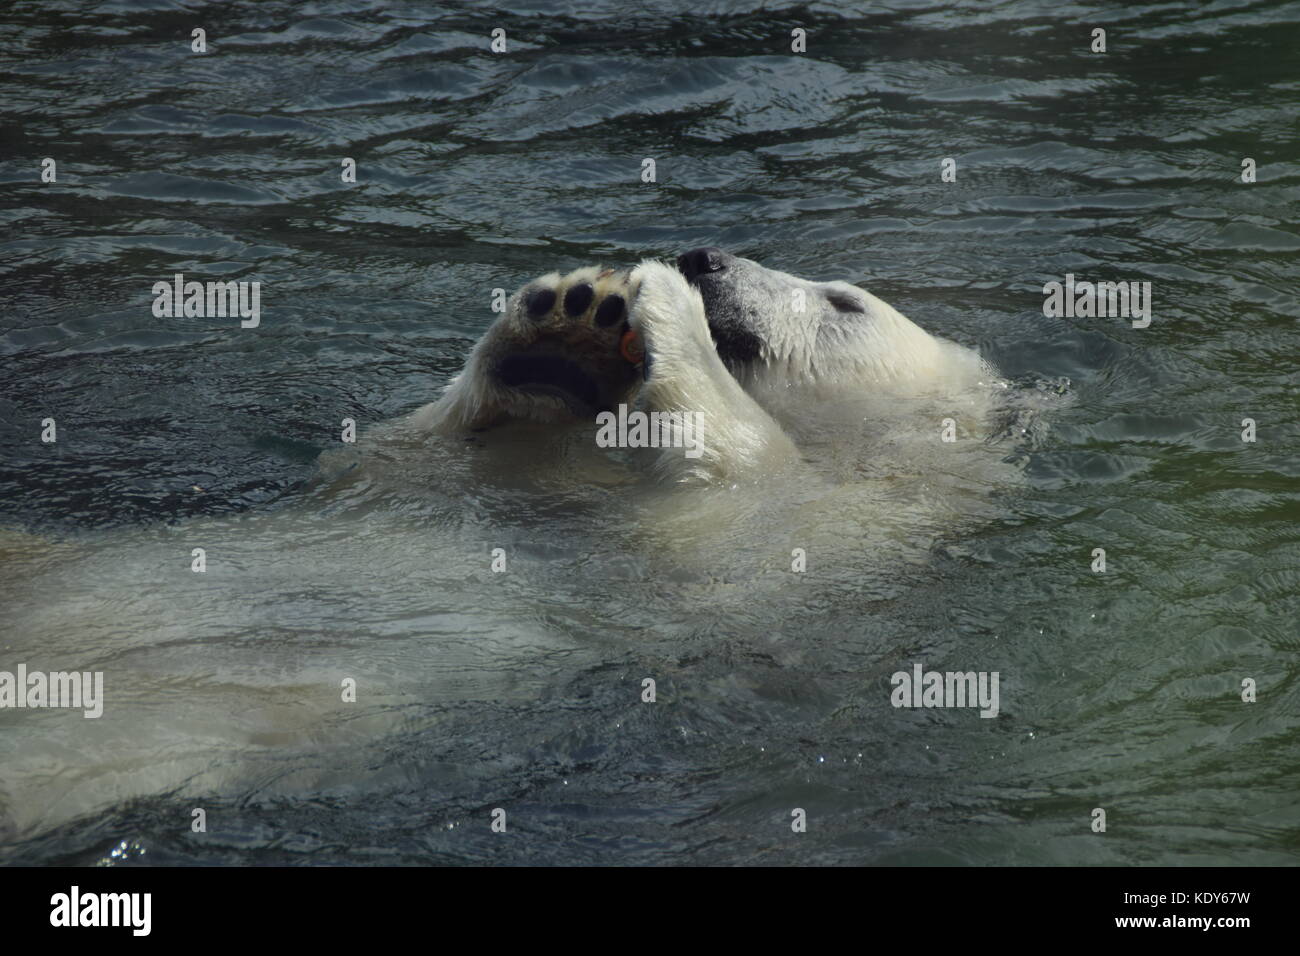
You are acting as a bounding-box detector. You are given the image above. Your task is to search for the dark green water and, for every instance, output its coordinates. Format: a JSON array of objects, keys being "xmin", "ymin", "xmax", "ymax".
[{"xmin": 0, "ymin": 0, "xmax": 1296, "ymax": 865}]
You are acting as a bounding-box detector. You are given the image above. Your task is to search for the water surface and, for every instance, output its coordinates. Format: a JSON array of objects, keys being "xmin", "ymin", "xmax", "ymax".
[{"xmin": 1, "ymin": 0, "xmax": 1297, "ymax": 865}]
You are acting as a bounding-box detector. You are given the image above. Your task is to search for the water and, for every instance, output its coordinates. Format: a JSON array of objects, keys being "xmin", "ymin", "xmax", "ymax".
[{"xmin": 1, "ymin": 0, "xmax": 1297, "ymax": 866}]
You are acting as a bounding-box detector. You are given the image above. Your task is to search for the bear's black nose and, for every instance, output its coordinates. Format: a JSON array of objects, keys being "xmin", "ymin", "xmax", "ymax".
[{"xmin": 677, "ymin": 247, "xmax": 728, "ymax": 280}]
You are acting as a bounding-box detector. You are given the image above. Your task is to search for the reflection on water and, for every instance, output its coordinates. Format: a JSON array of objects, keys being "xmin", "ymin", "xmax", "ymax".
[{"xmin": 1, "ymin": 0, "xmax": 1297, "ymax": 865}]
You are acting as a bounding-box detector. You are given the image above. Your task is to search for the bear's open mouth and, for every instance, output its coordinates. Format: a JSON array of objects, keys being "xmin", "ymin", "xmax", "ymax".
[{"xmin": 496, "ymin": 354, "xmax": 601, "ymax": 413}]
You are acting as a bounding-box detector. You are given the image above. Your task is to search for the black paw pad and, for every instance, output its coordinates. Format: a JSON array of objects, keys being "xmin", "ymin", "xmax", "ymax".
[
  {"xmin": 595, "ymin": 294, "xmax": 625, "ymax": 327},
  {"xmin": 564, "ymin": 283, "xmax": 594, "ymax": 316},
  {"xmin": 525, "ymin": 287, "xmax": 555, "ymax": 319}
]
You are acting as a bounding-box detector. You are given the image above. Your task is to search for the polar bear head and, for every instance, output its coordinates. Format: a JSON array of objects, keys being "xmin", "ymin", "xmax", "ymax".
[{"xmin": 676, "ymin": 246, "xmax": 980, "ymax": 390}]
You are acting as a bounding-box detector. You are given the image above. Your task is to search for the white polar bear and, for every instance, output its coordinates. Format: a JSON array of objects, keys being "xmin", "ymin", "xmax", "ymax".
[{"xmin": 413, "ymin": 247, "xmax": 995, "ymax": 483}]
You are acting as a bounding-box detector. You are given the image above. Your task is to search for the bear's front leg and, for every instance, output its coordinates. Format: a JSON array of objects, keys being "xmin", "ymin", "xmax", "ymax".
[{"xmin": 626, "ymin": 260, "xmax": 799, "ymax": 483}]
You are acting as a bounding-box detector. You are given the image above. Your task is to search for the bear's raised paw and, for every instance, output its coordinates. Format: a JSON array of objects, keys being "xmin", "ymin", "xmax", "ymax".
[{"xmin": 494, "ymin": 265, "xmax": 645, "ymax": 417}]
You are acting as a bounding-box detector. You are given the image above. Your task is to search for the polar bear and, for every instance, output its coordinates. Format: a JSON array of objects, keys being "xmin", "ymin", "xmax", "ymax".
[
  {"xmin": 0, "ymin": 252, "xmax": 1017, "ymax": 847},
  {"xmin": 411, "ymin": 248, "xmax": 997, "ymax": 483}
]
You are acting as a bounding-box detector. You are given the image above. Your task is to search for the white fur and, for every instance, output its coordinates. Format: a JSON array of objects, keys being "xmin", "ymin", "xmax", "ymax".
[
  {"xmin": 626, "ymin": 260, "xmax": 800, "ymax": 483},
  {"xmin": 410, "ymin": 271, "xmax": 576, "ymax": 433}
]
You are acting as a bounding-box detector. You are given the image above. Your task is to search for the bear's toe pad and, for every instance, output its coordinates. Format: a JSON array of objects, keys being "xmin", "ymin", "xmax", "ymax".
[{"xmin": 494, "ymin": 266, "xmax": 642, "ymax": 414}]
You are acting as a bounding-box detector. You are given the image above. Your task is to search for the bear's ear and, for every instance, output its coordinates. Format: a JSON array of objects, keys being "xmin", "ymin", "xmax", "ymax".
[{"xmin": 825, "ymin": 289, "xmax": 866, "ymax": 313}]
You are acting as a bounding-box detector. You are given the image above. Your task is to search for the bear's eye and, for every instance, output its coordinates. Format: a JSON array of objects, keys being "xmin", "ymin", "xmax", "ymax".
[{"xmin": 825, "ymin": 290, "xmax": 865, "ymax": 314}]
